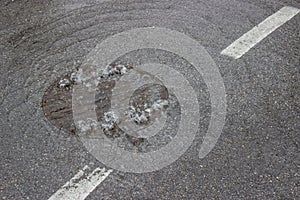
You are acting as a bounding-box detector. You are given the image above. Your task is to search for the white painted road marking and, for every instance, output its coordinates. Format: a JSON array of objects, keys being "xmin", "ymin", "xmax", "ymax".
[
  {"xmin": 48, "ymin": 166, "xmax": 113, "ymax": 200},
  {"xmin": 48, "ymin": 6, "xmax": 299, "ymax": 199},
  {"xmin": 221, "ymin": 6, "xmax": 300, "ymax": 59}
]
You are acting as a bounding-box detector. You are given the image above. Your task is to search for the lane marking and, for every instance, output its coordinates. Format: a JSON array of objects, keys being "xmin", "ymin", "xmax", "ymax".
[
  {"xmin": 48, "ymin": 7, "xmax": 299, "ymax": 198},
  {"xmin": 48, "ymin": 166, "xmax": 113, "ymax": 200},
  {"xmin": 221, "ymin": 6, "xmax": 300, "ymax": 59}
]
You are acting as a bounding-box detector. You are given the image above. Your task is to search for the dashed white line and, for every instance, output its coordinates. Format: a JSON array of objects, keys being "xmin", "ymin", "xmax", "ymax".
[
  {"xmin": 221, "ymin": 6, "xmax": 300, "ymax": 59},
  {"xmin": 47, "ymin": 5, "xmax": 299, "ymax": 200},
  {"xmin": 48, "ymin": 166, "xmax": 113, "ymax": 200}
]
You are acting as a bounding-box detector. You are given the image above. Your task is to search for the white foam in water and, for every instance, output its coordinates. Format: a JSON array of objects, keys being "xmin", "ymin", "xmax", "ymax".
[
  {"xmin": 128, "ymin": 99, "xmax": 169, "ymax": 124},
  {"xmin": 101, "ymin": 111, "xmax": 119, "ymax": 131}
]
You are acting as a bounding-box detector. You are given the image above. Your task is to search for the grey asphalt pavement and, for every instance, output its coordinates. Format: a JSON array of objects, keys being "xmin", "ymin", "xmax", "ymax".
[{"xmin": 0, "ymin": 0, "xmax": 299, "ymax": 199}]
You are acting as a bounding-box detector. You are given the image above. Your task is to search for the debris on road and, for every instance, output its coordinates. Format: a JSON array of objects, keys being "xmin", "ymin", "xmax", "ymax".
[
  {"xmin": 128, "ymin": 99, "xmax": 169, "ymax": 124},
  {"xmin": 59, "ymin": 78, "xmax": 71, "ymax": 88},
  {"xmin": 100, "ymin": 64, "xmax": 129, "ymax": 78},
  {"xmin": 128, "ymin": 105, "xmax": 150, "ymax": 124},
  {"xmin": 101, "ymin": 111, "xmax": 119, "ymax": 131},
  {"xmin": 69, "ymin": 64, "xmax": 133, "ymax": 86},
  {"xmin": 152, "ymin": 99, "xmax": 169, "ymax": 111}
]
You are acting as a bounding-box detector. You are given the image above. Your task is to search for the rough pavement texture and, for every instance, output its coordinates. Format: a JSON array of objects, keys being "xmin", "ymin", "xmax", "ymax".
[{"xmin": 0, "ymin": 0, "xmax": 299, "ymax": 199}]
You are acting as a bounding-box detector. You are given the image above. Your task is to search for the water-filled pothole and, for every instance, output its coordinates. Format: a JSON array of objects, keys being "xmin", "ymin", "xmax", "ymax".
[{"xmin": 42, "ymin": 64, "xmax": 179, "ymax": 150}]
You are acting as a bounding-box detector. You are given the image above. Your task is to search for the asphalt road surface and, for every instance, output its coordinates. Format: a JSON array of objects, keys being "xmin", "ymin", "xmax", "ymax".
[{"xmin": 1, "ymin": 0, "xmax": 299, "ymax": 199}]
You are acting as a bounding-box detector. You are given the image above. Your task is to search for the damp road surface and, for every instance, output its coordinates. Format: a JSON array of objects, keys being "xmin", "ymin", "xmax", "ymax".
[{"xmin": 1, "ymin": 0, "xmax": 300, "ymax": 199}]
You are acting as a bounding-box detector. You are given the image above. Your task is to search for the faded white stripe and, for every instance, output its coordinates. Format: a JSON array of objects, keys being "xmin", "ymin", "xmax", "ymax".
[
  {"xmin": 48, "ymin": 166, "xmax": 112, "ymax": 200},
  {"xmin": 221, "ymin": 6, "xmax": 300, "ymax": 59}
]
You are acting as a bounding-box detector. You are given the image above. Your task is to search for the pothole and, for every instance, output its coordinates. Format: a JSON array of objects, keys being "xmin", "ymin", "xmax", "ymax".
[
  {"xmin": 42, "ymin": 73, "xmax": 76, "ymax": 134},
  {"xmin": 42, "ymin": 63, "xmax": 178, "ymax": 150}
]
